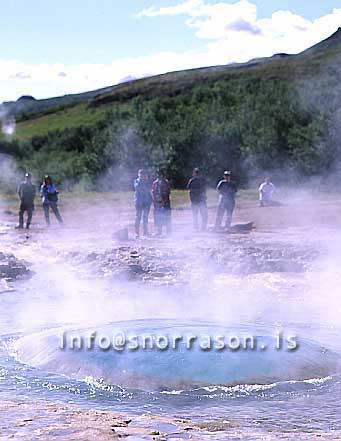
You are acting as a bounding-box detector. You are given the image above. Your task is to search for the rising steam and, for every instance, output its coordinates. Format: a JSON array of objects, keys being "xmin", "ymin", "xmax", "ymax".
[{"xmin": 0, "ymin": 104, "xmax": 16, "ymax": 137}]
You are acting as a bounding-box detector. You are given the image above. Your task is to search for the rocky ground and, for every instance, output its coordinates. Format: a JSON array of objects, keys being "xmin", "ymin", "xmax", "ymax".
[
  {"xmin": 0, "ymin": 251, "xmax": 31, "ymax": 293},
  {"xmin": 1, "ymin": 399, "xmax": 340, "ymax": 441},
  {"xmin": 61, "ymin": 239, "xmax": 319, "ymax": 286},
  {"xmin": 1, "ymin": 189, "xmax": 341, "ymax": 440}
]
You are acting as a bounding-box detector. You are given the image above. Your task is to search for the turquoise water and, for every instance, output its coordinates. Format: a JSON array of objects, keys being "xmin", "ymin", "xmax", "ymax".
[{"xmin": 1, "ymin": 243, "xmax": 341, "ymax": 435}]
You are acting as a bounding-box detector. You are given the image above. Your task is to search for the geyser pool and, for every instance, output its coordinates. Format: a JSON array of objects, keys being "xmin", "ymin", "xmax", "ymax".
[{"xmin": 12, "ymin": 320, "xmax": 340, "ymax": 391}]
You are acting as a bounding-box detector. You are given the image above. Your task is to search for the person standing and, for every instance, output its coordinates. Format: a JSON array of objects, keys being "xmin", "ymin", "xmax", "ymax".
[
  {"xmin": 16, "ymin": 172, "xmax": 36, "ymax": 229},
  {"xmin": 134, "ymin": 169, "xmax": 152, "ymax": 238},
  {"xmin": 152, "ymin": 170, "xmax": 171, "ymax": 236},
  {"xmin": 259, "ymin": 177, "xmax": 276, "ymax": 207},
  {"xmin": 215, "ymin": 171, "xmax": 237, "ymax": 229},
  {"xmin": 187, "ymin": 167, "xmax": 207, "ymax": 231},
  {"xmin": 40, "ymin": 175, "xmax": 63, "ymax": 226}
]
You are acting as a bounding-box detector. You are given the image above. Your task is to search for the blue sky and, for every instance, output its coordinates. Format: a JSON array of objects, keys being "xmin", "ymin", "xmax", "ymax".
[{"xmin": 0, "ymin": 0, "xmax": 340, "ymax": 102}]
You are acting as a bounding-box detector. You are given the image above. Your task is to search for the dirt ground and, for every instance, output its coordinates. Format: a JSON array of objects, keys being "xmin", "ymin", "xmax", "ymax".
[
  {"xmin": 1, "ymin": 398, "xmax": 340, "ymax": 441},
  {"xmin": 2, "ymin": 188, "xmax": 341, "ymax": 240},
  {"xmin": 1, "ymin": 189, "xmax": 341, "ymax": 440}
]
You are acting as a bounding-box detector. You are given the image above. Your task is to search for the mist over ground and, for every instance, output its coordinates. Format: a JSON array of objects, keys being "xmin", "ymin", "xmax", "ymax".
[{"xmin": 1, "ymin": 27, "xmax": 341, "ymax": 441}]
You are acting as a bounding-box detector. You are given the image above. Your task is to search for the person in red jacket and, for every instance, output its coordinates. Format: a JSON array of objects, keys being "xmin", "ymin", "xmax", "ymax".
[{"xmin": 152, "ymin": 170, "xmax": 171, "ymax": 236}]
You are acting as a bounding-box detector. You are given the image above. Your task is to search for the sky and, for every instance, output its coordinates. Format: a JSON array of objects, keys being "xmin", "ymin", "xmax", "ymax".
[{"xmin": 0, "ymin": 0, "xmax": 341, "ymax": 102}]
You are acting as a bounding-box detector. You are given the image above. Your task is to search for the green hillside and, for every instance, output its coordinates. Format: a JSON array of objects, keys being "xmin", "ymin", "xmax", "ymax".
[{"xmin": 1, "ymin": 28, "xmax": 341, "ymax": 189}]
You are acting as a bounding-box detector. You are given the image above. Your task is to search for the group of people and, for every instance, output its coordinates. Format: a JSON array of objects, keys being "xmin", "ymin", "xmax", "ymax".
[
  {"xmin": 16, "ymin": 168, "xmax": 276, "ymax": 234},
  {"xmin": 16, "ymin": 173, "xmax": 63, "ymax": 229},
  {"xmin": 134, "ymin": 168, "xmax": 277, "ymax": 237},
  {"xmin": 135, "ymin": 168, "xmax": 238, "ymax": 238},
  {"xmin": 187, "ymin": 168, "xmax": 238, "ymax": 233},
  {"xmin": 134, "ymin": 169, "xmax": 172, "ymax": 238}
]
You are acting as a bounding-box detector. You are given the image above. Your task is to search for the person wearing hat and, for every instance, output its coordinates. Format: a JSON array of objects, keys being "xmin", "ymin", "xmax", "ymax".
[
  {"xmin": 187, "ymin": 167, "xmax": 207, "ymax": 231},
  {"xmin": 16, "ymin": 172, "xmax": 36, "ymax": 229},
  {"xmin": 134, "ymin": 169, "xmax": 152, "ymax": 238},
  {"xmin": 40, "ymin": 175, "xmax": 63, "ymax": 226},
  {"xmin": 215, "ymin": 170, "xmax": 237, "ymax": 229}
]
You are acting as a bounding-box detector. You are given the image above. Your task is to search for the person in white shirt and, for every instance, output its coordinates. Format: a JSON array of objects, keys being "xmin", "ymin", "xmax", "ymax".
[{"xmin": 258, "ymin": 177, "xmax": 276, "ymax": 207}]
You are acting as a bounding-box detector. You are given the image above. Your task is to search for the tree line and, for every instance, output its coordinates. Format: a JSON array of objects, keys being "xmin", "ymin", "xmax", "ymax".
[{"xmin": 1, "ymin": 75, "xmax": 340, "ymax": 190}]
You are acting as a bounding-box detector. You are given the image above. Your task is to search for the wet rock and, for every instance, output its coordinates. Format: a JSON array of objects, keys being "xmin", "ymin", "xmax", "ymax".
[
  {"xmin": 65, "ymin": 245, "xmax": 185, "ymax": 285},
  {"xmin": 129, "ymin": 264, "xmax": 145, "ymax": 274},
  {"xmin": 111, "ymin": 419, "xmax": 130, "ymax": 427},
  {"xmin": 130, "ymin": 251, "xmax": 139, "ymax": 258},
  {"xmin": 0, "ymin": 252, "xmax": 32, "ymax": 281},
  {"xmin": 0, "ymin": 279, "xmax": 14, "ymax": 293},
  {"xmin": 85, "ymin": 252, "xmax": 99, "ymax": 262},
  {"xmin": 228, "ymin": 222, "xmax": 254, "ymax": 233},
  {"xmin": 196, "ymin": 419, "xmax": 238, "ymax": 432},
  {"xmin": 209, "ymin": 242, "xmax": 318, "ymax": 275},
  {"xmin": 265, "ymin": 259, "xmax": 304, "ymax": 273},
  {"xmin": 62, "ymin": 239, "xmax": 319, "ymax": 286}
]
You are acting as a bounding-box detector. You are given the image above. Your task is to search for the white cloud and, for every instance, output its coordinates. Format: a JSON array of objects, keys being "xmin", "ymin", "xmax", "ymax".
[
  {"xmin": 1, "ymin": 1, "xmax": 341, "ymax": 101},
  {"xmin": 0, "ymin": 51, "xmax": 210, "ymax": 102},
  {"xmin": 10, "ymin": 72, "xmax": 31, "ymax": 80},
  {"xmin": 139, "ymin": 0, "xmax": 341, "ymax": 59},
  {"xmin": 136, "ymin": 0, "xmax": 204, "ymax": 18}
]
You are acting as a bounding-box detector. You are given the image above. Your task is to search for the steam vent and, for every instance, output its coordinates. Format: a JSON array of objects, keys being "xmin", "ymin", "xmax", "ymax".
[{"xmin": 1, "ymin": 12, "xmax": 341, "ymax": 441}]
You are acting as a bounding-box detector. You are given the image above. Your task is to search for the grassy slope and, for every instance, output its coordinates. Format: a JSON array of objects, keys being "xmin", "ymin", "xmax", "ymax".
[
  {"xmin": 5, "ymin": 29, "xmax": 341, "ymax": 141},
  {"xmin": 14, "ymin": 103, "xmax": 111, "ymax": 140}
]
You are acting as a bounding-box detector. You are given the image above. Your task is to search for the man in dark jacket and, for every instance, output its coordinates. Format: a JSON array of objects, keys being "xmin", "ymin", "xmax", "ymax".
[
  {"xmin": 152, "ymin": 170, "xmax": 171, "ymax": 236},
  {"xmin": 134, "ymin": 169, "xmax": 152, "ymax": 238},
  {"xmin": 215, "ymin": 171, "xmax": 237, "ymax": 229},
  {"xmin": 187, "ymin": 167, "xmax": 207, "ymax": 231},
  {"xmin": 16, "ymin": 172, "xmax": 36, "ymax": 229}
]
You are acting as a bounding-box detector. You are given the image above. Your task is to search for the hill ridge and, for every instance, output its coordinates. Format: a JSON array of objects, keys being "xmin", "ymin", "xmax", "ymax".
[{"xmin": 2, "ymin": 28, "xmax": 341, "ymax": 117}]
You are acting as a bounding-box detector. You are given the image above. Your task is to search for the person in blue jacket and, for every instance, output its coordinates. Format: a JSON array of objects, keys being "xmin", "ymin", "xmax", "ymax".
[
  {"xmin": 40, "ymin": 175, "xmax": 64, "ymax": 226},
  {"xmin": 134, "ymin": 169, "xmax": 152, "ymax": 238}
]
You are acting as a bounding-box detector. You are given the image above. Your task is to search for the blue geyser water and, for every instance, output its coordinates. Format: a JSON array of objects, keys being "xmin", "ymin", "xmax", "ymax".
[
  {"xmin": 12, "ymin": 320, "xmax": 340, "ymax": 391},
  {"xmin": 1, "ymin": 232, "xmax": 341, "ymax": 435}
]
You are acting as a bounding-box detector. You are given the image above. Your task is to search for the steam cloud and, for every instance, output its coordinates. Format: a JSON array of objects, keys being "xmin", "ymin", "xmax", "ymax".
[
  {"xmin": 0, "ymin": 104, "xmax": 16, "ymax": 137},
  {"xmin": 0, "ymin": 153, "xmax": 21, "ymax": 193}
]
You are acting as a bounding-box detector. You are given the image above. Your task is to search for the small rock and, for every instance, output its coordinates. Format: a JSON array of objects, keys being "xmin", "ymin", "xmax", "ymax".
[
  {"xmin": 113, "ymin": 228, "xmax": 129, "ymax": 241},
  {"xmin": 129, "ymin": 264, "xmax": 144, "ymax": 274},
  {"xmin": 112, "ymin": 419, "xmax": 129, "ymax": 427}
]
